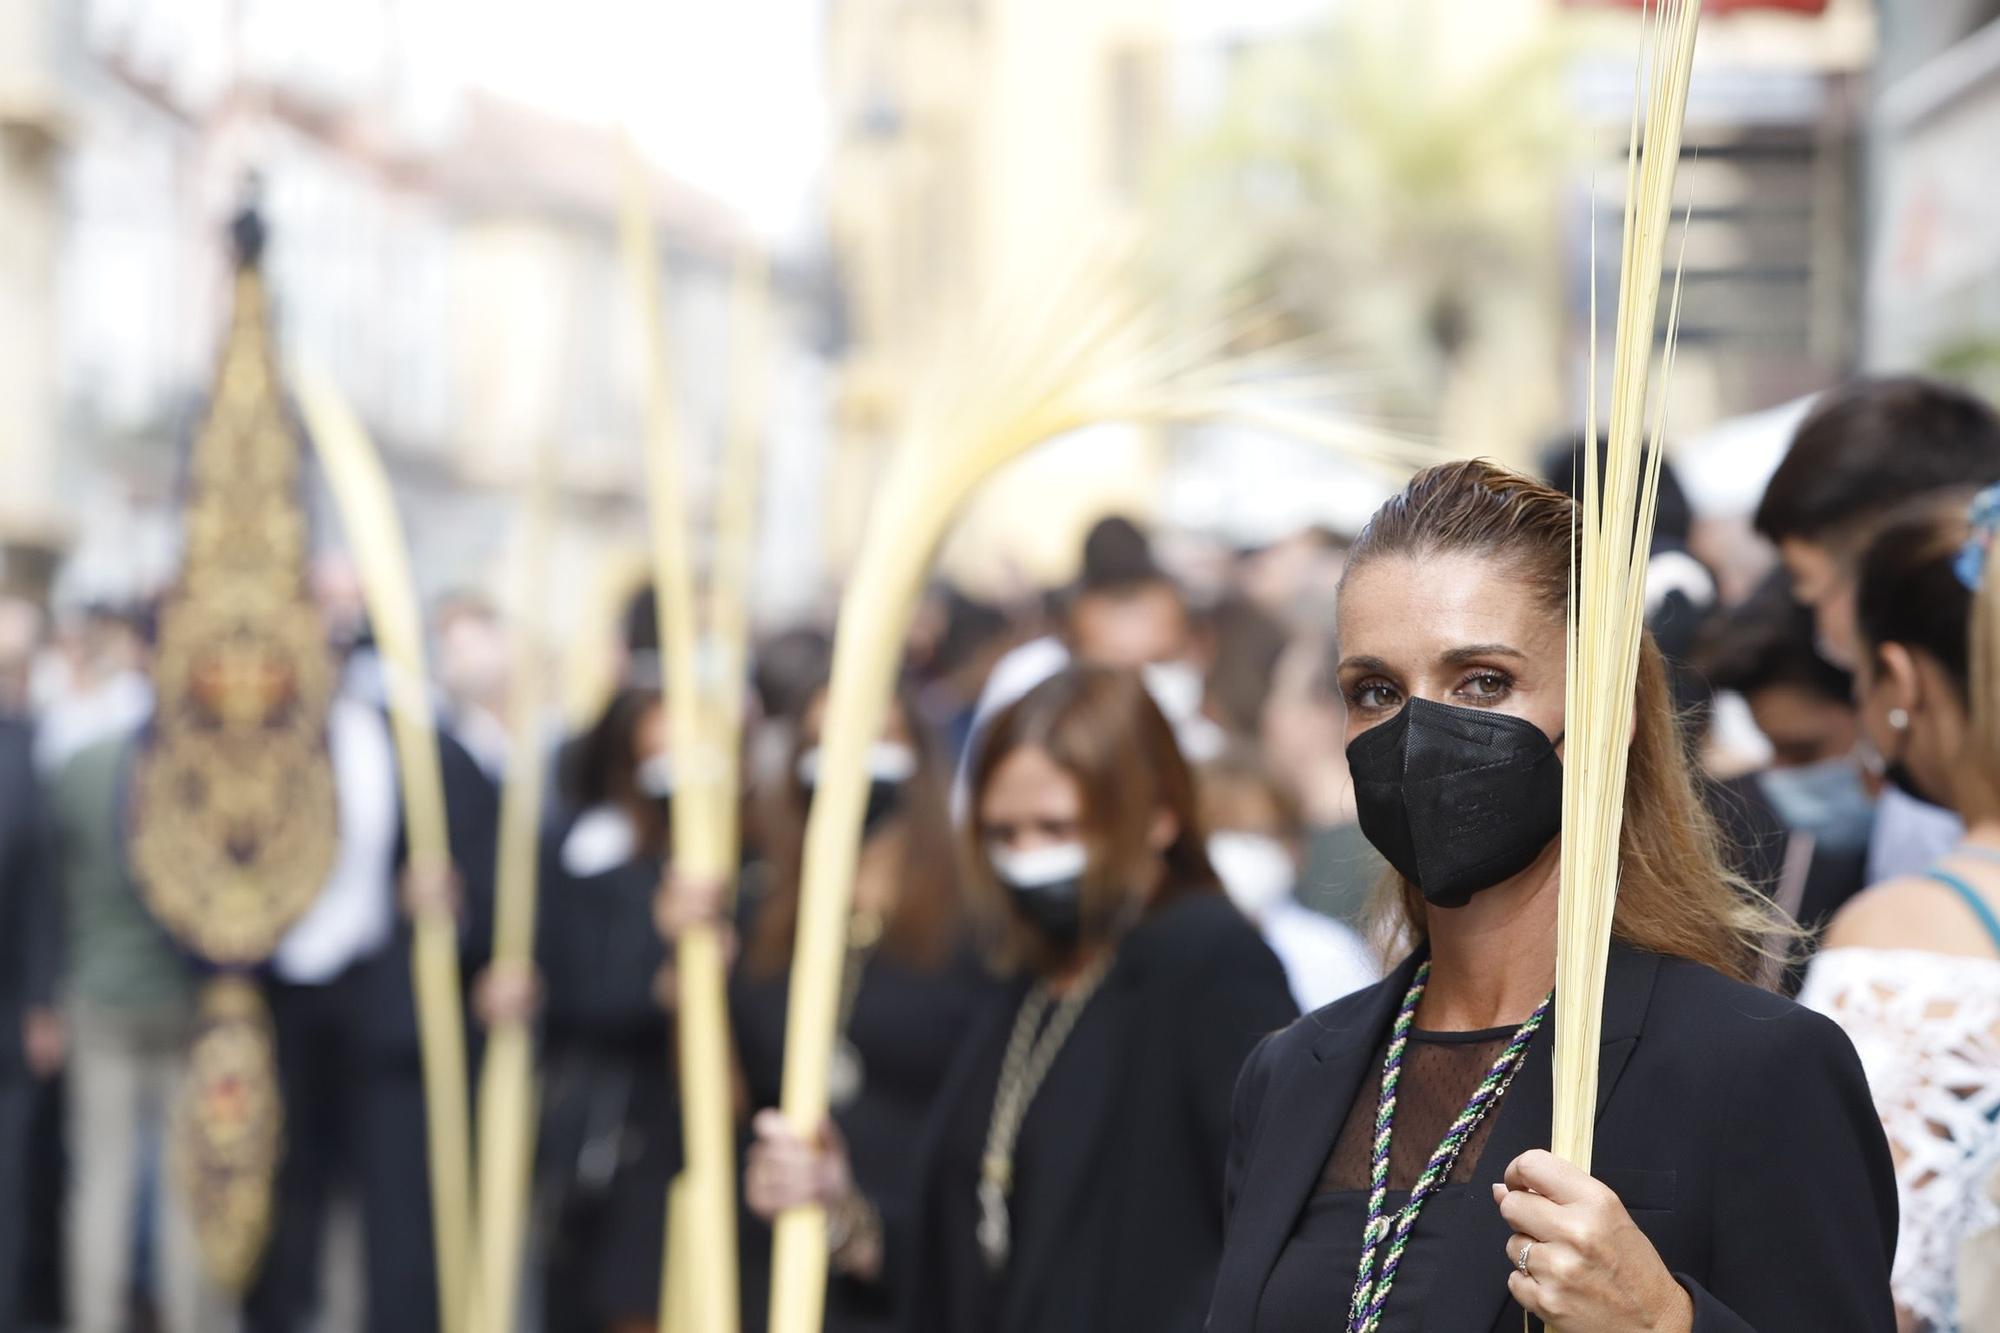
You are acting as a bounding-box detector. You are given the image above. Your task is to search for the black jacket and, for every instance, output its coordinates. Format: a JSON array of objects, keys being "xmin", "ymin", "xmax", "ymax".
[
  {"xmin": 349, "ymin": 724, "xmax": 500, "ymax": 1064},
  {"xmin": 734, "ymin": 923, "xmax": 997, "ymax": 1333},
  {"xmin": 901, "ymin": 892, "xmax": 1297, "ymax": 1333},
  {"xmin": 536, "ymin": 834, "xmax": 668, "ymax": 1054},
  {"xmin": 0, "ymin": 718, "xmax": 55, "ymax": 1084},
  {"xmin": 531, "ymin": 822, "xmax": 680, "ymax": 1325},
  {"xmin": 1208, "ymin": 943, "xmax": 1898, "ymax": 1332}
]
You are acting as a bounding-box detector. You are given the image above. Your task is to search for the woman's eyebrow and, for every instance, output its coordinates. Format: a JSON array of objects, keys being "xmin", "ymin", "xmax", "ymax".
[
  {"xmin": 1337, "ymin": 654, "xmax": 1393, "ymax": 676},
  {"xmin": 1441, "ymin": 643, "xmax": 1526, "ymax": 666}
]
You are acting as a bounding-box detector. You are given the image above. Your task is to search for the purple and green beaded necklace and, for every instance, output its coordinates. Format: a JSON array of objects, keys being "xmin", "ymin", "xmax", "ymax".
[{"xmin": 1346, "ymin": 960, "xmax": 1552, "ymax": 1333}]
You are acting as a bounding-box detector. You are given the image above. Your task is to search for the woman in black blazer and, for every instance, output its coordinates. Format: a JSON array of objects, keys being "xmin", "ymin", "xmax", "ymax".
[
  {"xmin": 1208, "ymin": 461, "xmax": 1897, "ymax": 1333},
  {"xmin": 749, "ymin": 665, "xmax": 1298, "ymax": 1333}
]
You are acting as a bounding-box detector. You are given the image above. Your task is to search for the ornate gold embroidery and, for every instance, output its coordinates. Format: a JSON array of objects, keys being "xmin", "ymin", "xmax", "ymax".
[
  {"xmin": 129, "ymin": 264, "xmax": 337, "ymax": 963},
  {"xmin": 171, "ymin": 975, "xmax": 285, "ymax": 1292},
  {"xmin": 130, "ymin": 214, "xmax": 340, "ymax": 1292}
]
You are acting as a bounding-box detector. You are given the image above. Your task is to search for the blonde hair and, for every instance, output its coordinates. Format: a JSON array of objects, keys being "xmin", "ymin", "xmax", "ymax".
[{"xmin": 1342, "ymin": 459, "xmax": 1787, "ymax": 985}]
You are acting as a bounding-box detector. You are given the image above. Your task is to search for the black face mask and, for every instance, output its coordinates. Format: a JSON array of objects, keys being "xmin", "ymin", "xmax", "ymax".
[
  {"xmin": 1346, "ymin": 697, "xmax": 1564, "ymax": 908},
  {"xmin": 1005, "ymin": 883, "xmax": 1082, "ymax": 944},
  {"xmin": 797, "ymin": 743, "xmax": 917, "ymax": 840},
  {"xmin": 801, "ymin": 778, "xmax": 907, "ymax": 838},
  {"xmin": 989, "ymin": 844, "xmax": 1088, "ymax": 946}
]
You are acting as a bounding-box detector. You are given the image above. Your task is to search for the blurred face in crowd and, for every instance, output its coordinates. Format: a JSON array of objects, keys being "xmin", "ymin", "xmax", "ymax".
[
  {"xmin": 312, "ymin": 554, "xmax": 370, "ymax": 652},
  {"xmin": 1746, "ymin": 682, "xmax": 1859, "ymax": 769},
  {"xmin": 1778, "ymin": 537, "xmax": 1859, "ymax": 671},
  {"xmin": 1069, "ymin": 581, "xmax": 1216, "ymax": 754},
  {"xmin": 1203, "ymin": 774, "xmax": 1303, "ymax": 920},
  {"xmin": 1336, "ymin": 551, "xmax": 1566, "ymax": 749},
  {"xmin": 1068, "ymin": 581, "xmax": 1192, "ymax": 671},
  {"xmin": 972, "ymin": 670, "xmax": 1194, "ymax": 967},
  {"xmin": 799, "ymin": 690, "xmax": 915, "ymax": 755},
  {"xmin": 436, "ymin": 607, "xmax": 509, "ymax": 712},
  {"xmin": 1855, "ymin": 640, "xmax": 1966, "ymax": 813},
  {"xmin": 1204, "ymin": 779, "xmax": 1295, "ymax": 850},
  {"xmin": 635, "ymin": 700, "xmax": 670, "ymax": 768},
  {"xmin": 581, "ymin": 687, "xmax": 670, "ymax": 817},
  {"xmin": 795, "ymin": 688, "xmax": 921, "ymax": 842},
  {"xmin": 979, "ymin": 744, "xmax": 1087, "ymax": 856},
  {"xmin": 1241, "ymin": 531, "xmax": 1347, "ymax": 622}
]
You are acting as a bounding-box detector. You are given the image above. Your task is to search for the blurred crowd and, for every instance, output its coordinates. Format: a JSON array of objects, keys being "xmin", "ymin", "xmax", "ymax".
[{"xmin": 3, "ymin": 372, "xmax": 2000, "ymax": 1331}]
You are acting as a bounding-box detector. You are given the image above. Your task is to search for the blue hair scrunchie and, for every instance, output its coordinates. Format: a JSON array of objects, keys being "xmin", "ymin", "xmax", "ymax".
[{"xmin": 1956, "ymin": 483, "xmax": 2000, "ymax": 592}]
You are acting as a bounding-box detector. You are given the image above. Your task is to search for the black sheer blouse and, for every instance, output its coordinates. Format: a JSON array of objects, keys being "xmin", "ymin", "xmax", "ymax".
[{"xmin": 1255, "ymin": 1025, "xmax": 1520, "ymax": 1333}]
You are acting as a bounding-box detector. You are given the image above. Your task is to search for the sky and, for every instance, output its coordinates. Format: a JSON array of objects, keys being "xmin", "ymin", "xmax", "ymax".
[
  {"xmin": 456, "ymin": 0, "xmax": 1344, "ymax": 245},
  {"xmin": 457, "ymin": 0, "xmax": 832, "ymax": 243}
]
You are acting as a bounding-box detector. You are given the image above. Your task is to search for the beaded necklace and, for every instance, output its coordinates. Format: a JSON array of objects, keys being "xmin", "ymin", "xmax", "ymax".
[
  {"xmin": 975, "ymin": 953, "xmax": 1113, "ymax": 1273},
  {"xmin": 827, "ymin": 909, "xmax": 885, "ymax": 1110},
  {"xmin": 1346, "ymin": 961, "xmax": 1552, "ymax": 1333}
]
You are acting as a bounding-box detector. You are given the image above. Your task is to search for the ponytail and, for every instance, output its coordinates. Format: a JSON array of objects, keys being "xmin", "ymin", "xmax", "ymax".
[{"xmin": 1968, "ymin": 488, "xmax": 2000, "ymax": 788}]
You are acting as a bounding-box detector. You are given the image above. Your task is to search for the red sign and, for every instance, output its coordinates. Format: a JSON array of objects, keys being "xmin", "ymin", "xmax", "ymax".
[{"xmin": 1562, "ymin": 0, "xmax": 1828, "ymax": 11}]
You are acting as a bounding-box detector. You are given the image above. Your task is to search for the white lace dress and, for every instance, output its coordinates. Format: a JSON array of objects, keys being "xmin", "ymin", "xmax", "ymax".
[{"xmin": 1799, "ymin": 948, "xmax": 2000, "ymax": 1331}]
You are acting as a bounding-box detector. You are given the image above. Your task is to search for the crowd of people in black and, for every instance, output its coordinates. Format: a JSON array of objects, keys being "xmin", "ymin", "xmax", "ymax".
[{"xmin": 4, "ymin": 373, "xmax": 2000, "ymax": 1331}]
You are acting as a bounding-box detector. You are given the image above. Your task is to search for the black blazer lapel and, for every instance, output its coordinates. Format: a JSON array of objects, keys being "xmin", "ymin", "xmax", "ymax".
[
  {"xmin": 1209, "ymin": 953, "xmax": 1422, "ymax": 1331},
  {"xmin": 1590, "ymin": 944, "xmax": 1658, "ymax": 1131},
  {"xmin": 1418, "ymin": 944, "xmax": 1660, "ymax": 1333}
]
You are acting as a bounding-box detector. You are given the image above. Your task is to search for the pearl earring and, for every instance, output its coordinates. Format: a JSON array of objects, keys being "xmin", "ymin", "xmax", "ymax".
[{"xmin": 1888, "ymin": 707, "xmax": 1911, "ymax": 731}]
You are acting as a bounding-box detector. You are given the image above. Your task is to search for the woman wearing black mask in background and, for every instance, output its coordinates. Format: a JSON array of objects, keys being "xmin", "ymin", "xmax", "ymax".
[
  {"xmin": 745, "ymin": 665, "xmax": 1296, "ymax": 1333},
  {"xmin": 532, "ymin": 684, "xmax": 679, "ymax": 1333},
  {"xmin": 1209, "ymin": 461, "xmax": 1894, "ymax": 1333},
  {"xmin": 1799, "ymin": 486, "xmax": 2000, "ymax": 1333},
  {"xmin": 659, "ymin": 681, "xmax": 991, "ymax": 1333}
]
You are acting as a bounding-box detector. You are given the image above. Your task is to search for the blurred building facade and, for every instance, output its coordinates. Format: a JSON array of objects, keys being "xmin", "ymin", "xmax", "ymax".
[
  {"xmin": 1866, "ymin": 0, "xmax": 2000, "ymax": 398},
  {"xmin": 0, "ymin": 0, "xmax": 834, "ymax": 644},
  {"xmin": 825, "ymin": 0, "xmax": 1174, "ymax": 593},
  {"xmin": 1565, "ymin": 0, "xmax": 1876, "ymax": 433},
  {"xmin": 823, "ymin": 0, "xmax": 1885, "ymax": 593},
  {"xmin": 0, "ymin": 0, "xmax": 67, "ymax": 590}
]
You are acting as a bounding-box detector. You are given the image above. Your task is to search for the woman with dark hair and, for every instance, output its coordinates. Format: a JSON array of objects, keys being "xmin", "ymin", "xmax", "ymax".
[
  {"xmin": 745, "ymin": 665, "xmax": 1296, "ymax": 1333},
  {"xmin": 532, "ymin": 683, "xmax": 680, "ymax": 1333},
  {"xmin": 724, "ymin": 682, "xmax": 993, "ymax": 1333},
  {"xmin": 1539, "ymin": 435, "xmax": 1717, "ymax": 726},
  {"xmin": 1209, "ymin": 460, "xmax": 1895, "ymax": 1332},
  {"xmin": 1799, "ymin": 486, "xmax": 2000, "ymax": 1332}
]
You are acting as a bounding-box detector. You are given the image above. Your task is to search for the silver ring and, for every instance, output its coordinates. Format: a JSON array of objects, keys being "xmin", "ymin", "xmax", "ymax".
[{"xmin": 1516, "ymin": 1240, "xmax": 1534, "ymax": 1278}]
